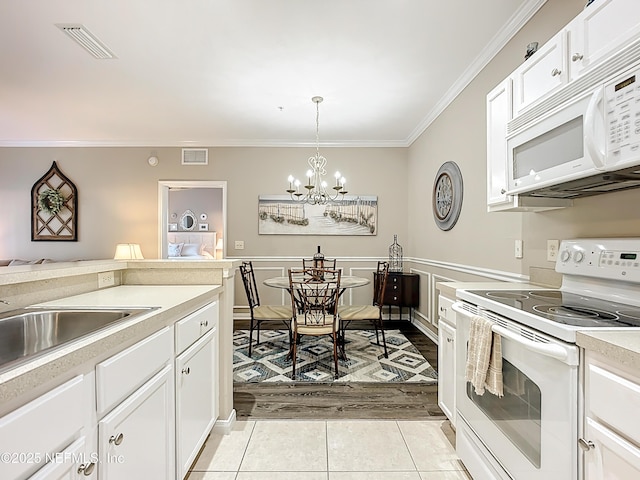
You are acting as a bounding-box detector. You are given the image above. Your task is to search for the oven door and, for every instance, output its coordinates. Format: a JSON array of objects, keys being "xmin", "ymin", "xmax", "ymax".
[{"xmin": 454, "ymin": 302, "xmax": 579, "ymax": 480}]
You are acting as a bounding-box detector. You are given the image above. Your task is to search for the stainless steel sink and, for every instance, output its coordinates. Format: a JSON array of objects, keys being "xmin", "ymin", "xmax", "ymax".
[{"xmin": 0, "ymin": 307, "xmax": 158, "ymax": 373}]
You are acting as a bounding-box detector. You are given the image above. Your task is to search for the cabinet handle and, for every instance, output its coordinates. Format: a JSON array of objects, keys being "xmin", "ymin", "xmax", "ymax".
[
  {"xmin": 578, "ymin": 438, "xmax": 595, "ymax": 451},
  {"xmin": 109, "ymin": 433, "xmax": 124, "ymax": 446},
  {"xmin": 447, "ymin": 338, "xmax": 453, "ymax": 343},
  {"xmin": 200, "ymin": 320, "xmax": 209, "ymax": 327},
  {"xmin": 77, "ymin": 462, "xmax": 96, "ymax": 476},
  {"xmin": 551, "ymin": 68, "xmax": 562, "ymax": 77},
  {"xmin": 572, "ymin": 53, "xmax": 583, "ymax": 62},
  {"xmin": 182, "ymin": 367, "xmax": 191, "ymax": 375},
  {"xmin": 500, "ymin": 188, "xmax": 506, "ymax": 194}
]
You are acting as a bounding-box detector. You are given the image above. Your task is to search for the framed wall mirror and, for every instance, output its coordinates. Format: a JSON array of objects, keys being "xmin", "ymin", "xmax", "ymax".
[{"xmin": 180, "ymin": 209, "xmax": 196, "ymax": 231}]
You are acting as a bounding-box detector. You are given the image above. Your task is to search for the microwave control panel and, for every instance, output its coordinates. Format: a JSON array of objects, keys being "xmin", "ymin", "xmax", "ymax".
[{"xmin": 605, "ymin": 66, "xmax": 640, "ymax": 160}]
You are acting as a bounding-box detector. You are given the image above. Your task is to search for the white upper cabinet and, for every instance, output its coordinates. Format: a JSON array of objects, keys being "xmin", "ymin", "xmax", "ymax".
[
  {"xmin": 513, "ymin": 30, "xmax": 567, "ymax": 116},
  {"xmin": 486, "ymin": 78, "xmax": 512, "ymax": 207},
  {"xmin": 569, "ymin": 0, "xmax": 640, "ymax": 81}
]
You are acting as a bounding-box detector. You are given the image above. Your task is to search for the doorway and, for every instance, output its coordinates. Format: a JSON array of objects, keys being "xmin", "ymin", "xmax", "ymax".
[{"xmin": 158, "ymin": 180, "xmax": 227, "ymax": 259}]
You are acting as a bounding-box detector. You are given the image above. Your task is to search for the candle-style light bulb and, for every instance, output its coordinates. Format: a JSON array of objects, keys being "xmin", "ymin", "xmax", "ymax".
[
  {"xmin": 287, "ymin": 175, "xmax": 294, "ymax": 190},
  {"xmin": 294, "ymin": 179, "xmax": 301, "ymax": 192},
  {"xmin": 334, "ymin": 171, "xmax": 341, "ymax": 186}
]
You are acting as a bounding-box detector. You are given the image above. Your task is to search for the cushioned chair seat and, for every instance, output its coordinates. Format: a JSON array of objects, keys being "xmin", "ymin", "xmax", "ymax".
[
  {"xmin": 253, "ymin": 305, "xmax": 292, "ymax": 320},
  {"xmin": 338, "ymin": 305, "xmax": 379, "ymax": 321},
  {"xmin": 293, "ymin": 316, "xmax": 339, "ymax": 335}
]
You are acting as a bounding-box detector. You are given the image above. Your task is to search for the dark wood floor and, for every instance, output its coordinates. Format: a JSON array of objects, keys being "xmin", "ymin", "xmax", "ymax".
[{"xmin": 233, "ymin": 320, "xmax": 445, "ymax": 420}]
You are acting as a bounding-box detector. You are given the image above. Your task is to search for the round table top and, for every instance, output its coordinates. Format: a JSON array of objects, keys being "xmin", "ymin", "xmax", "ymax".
[{"xmin": 264, "ymin": 275, "xmax": 370, "ymax": 289}]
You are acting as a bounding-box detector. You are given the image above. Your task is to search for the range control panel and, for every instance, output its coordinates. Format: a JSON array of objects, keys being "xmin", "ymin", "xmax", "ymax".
[{"xmin": 556, "ymin": 238, "xmax": 640, "ymax": 282}]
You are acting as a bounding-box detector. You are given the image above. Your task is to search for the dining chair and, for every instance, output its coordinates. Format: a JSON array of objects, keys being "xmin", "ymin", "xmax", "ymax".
[
  {"xmin": 338, "ymin": 261, "xmax": 390, "ymax": 358},
  {"xmin": 288, "ymin": 268, "xmax": 342, "ymax": 379},
  {"xmin": 239, "ymin": 261, "xmax": 293, "ymax": 357}
]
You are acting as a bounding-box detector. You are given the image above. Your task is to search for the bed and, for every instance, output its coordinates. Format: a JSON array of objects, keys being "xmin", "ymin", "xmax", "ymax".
[{"xmin": 167, "ymin": 232, "xmax": 217, "ymax": 259}]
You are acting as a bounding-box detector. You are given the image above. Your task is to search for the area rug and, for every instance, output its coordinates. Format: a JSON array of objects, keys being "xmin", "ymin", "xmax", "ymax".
[{"xmin": 233, "ymin": 329, "xmax": 437, "ymax": 383}]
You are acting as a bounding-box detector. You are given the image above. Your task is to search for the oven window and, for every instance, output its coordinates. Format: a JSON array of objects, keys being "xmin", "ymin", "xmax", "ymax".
[{"xmin": 466, "ymin": 358, "xmax": 542, "ymax": 468}]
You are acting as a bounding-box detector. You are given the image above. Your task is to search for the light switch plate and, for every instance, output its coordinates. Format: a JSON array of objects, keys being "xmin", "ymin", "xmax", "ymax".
[{"xmin": 515, "ymin": 240, "xmax": 523, "ymax": 259}]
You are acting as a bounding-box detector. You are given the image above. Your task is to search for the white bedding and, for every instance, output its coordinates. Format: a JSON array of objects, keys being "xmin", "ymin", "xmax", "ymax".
[{"xmin": 167, "ymin": 232, "xmax": 217, "ymax": 259}]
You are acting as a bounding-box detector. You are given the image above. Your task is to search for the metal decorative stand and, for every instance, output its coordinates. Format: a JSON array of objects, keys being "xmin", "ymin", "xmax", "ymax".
[{"xmin": 388, "ymin": 235, "xmax": 403, "ymax": 272}]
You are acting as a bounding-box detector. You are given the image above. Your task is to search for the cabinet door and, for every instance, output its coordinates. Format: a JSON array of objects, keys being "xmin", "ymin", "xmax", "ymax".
[
  {"xmin": 486, "ymin": 78, "xmax": 511, "ymax": 207},
  {"xmin": 512, "ymin": 30, "xmax": 566, "ymax": 116},
  {"xmin": 437, "ymin": 320, "xmax": 456, "ymax": 427},
  {"xmin": 569, "ymin": 0, "xmax": 640, "ymax": 80},
  {"xmin": 584, "ymin": 418, "xmax": 640, "ymax": 480},
  {"xmin": 175, "ymin": 328, "xmax": 218, "ymax": 479},
  {"xmin": 98, "ymin": 365, "xmax": 174, "ymax": 480},
  {"xmin": 28, "ymin": 437, "xmax": 96, "ymax": 480}
]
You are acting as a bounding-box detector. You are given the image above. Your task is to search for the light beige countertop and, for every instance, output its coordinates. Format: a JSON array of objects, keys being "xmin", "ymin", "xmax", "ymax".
[
  {"xmin": 0, "ymin": 284, "xmax": 221, "ymax": 409},
  {"xmin": 577, "ymin": 330, "xmax": 640, "ymax": 370}
]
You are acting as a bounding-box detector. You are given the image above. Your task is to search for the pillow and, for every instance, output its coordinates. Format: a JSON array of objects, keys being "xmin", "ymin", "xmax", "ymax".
[
  {"xmin": 168, "ymin": 242, "xmax": 184, "ymax": 257},
  {"xmin": 180, "ymin": 243, "xmax": 203, "ymax": 257}
]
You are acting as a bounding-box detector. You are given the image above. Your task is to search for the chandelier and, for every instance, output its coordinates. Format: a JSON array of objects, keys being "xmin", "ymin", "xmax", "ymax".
[{"xmin": 286, "ymin": 96, "xmax": 347, "ymax": 205}]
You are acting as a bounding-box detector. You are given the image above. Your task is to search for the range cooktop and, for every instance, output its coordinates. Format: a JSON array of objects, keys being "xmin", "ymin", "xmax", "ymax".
[{"xmin": 465, "ymin": 289, "xmax": 640, "ymax": 328}]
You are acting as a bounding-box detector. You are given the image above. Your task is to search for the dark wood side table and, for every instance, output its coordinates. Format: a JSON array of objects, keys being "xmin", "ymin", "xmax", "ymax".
[{"xmin": 374, "ymin": 271, "xmax": 420, "ymax": 320}]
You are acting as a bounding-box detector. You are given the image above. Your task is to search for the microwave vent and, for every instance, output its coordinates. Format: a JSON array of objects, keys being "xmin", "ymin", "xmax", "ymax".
[
  {"xmin": 509, "ymin": 37, "xmax": 640, "ymax": 134},
  {"xmin": 181, "ymin": 148, "xmax": 208, "ymax": 165}
]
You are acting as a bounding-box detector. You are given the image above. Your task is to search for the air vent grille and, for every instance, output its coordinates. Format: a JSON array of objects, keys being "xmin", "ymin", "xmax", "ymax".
[
  {"xmin": 56, "ymin": 24, "xmax": 116, "ymax": 59},
  {"xmin": 182, "ymin": 148, "xmax": 209, "ymax": 165}
]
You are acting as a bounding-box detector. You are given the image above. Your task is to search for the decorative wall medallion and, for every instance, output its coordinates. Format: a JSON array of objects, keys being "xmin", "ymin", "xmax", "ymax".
[
  {"xmin": 31, "ymin": 161, "xmax": 78, "ymax": 241},
  {"xmin": 432, "ymin": 161, "xmax": 463, "ymax": 231}
]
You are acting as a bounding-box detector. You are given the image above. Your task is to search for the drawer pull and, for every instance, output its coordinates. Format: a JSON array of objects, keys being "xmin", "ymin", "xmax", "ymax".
[
  {"xmin": 447, "ymin": 338, "xmax": 453, "ymax": 343},
  {"xmin": 578, "ymin": 438, "xmax": 595, "ymax": 451},
  {"xmin": 200, "ymin": 320, "xmax": 209, "ymax": 327},
  {"xmin": 572, "ymin": 53, "xmax": 583, "ymax": 62},
  {"xmin": 551, "ymin": 67, "xmax": 562, "ymax": 77},
  {"xmin": 109, "ymin": 433, "xmax": 124, "ymax": 446},
  {"xmin": 182, "ymin": 367, "xmax": 191, "ymax": 375},
  {"xmin": 77, "ymin": 462, "xmax": 96, "ymax": 476}
]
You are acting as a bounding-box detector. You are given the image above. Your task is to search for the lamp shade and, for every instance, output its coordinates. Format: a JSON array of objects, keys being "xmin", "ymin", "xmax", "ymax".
[{"xmin": 114, "ymin": 243, "xmax": 144, "ymax": 260}]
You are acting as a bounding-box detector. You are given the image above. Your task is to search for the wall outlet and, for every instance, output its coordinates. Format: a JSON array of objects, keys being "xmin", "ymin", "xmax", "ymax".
[
  {"xmin": 547, "ymin": 239, "xmax": 560, "ymax": 262},
  {"xmin": 234, "ymin": 240, "xmax": 245, "ymax": 250},
  {"xmin": 515, "ymin": 239, "xmax": 523, "ymax": 259},
  {"xmin": 98, "ymin": 271, "xmax": 115, "ymax": 288}
]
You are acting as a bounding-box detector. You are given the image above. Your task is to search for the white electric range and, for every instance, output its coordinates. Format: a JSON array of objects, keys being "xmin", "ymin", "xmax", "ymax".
[{"xmin": 453, "ymin": 238, "xmax": 640, "ymax": 480}]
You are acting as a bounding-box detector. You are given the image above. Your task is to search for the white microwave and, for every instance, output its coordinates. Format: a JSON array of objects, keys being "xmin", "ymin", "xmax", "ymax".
[{"xmin": 506, "ymin": 63, "xmax": 640, "ymax": 196}]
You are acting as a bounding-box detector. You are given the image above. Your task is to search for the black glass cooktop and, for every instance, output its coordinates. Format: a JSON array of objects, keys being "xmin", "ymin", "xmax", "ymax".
[{"xmin": 466, "ymin": 290, "xmax": 640, "ymax": 328}]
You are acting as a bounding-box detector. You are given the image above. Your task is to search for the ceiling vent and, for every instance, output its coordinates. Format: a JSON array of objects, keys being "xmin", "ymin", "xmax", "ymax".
[
  {"xmin": 182, "ymin": 148, "xmax": 209, "ymax": 166},
  {"xmin": 56, "ymin": 24, "xmax": 116, "ymax": 59}
]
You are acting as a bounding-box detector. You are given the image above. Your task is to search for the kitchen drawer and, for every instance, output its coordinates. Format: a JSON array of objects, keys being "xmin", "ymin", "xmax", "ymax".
[
  {"xmin": 438, "ymin": 295, "xmax": 455, "ymax": 327},
  {"xmin": 96, "ymin": 326, "xmax": 172, "ymax": 416},
  {"xmin": 587, "ymin": 362, "xmax": 640, "ymax": 445},
  {"xmin": 0, "ymin": 376, "xmax": 85, "ymax": 480},
  {"xmin": 175, "ymin": 300, "xmax": 218, "ymax": 354}
]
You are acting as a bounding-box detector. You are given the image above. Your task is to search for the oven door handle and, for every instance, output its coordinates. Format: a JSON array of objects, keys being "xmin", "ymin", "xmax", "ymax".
[{"xmin": 452, "ymin": 302, "xmax": 572, "ymax": 363}]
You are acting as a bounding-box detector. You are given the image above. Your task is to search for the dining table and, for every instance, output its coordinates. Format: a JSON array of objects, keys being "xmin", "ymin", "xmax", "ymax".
[{"xmin": 263, "ymin": 275, "xmax": 370, "ymax": 290}]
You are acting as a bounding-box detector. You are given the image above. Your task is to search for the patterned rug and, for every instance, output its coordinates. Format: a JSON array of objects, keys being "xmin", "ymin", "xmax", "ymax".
[{"xmin": 233, "ymin": 329, "xmax": 437, "ymax": 383}]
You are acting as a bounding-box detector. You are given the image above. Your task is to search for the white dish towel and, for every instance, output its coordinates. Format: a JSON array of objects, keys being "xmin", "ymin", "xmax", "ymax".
[{"xmin": 465, "ymin": 315, "xmax": 504, "ymax": 397}]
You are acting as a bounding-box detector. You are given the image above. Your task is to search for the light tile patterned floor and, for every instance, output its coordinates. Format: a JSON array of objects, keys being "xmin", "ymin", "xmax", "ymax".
[{"xmin": 186, "ymin": 419, "xmax": 471, "ymax": 480}]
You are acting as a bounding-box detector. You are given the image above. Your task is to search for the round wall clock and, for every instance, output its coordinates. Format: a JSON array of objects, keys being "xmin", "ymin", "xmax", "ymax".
[{"xmin": 432, "ymin": 161, "xmax": 463, "ymax": 231}]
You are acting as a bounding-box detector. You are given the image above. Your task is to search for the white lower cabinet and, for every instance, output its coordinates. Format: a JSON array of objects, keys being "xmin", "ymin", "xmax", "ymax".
[
  {"xmin": 28, "ymin": 436, "xmax": 96, "ymax": 480},
  {"xmin": 0, "ymin": 375, "xmax": 92, "ymax": 480},
  {"xmin": 175, "ymin": 328, "xmax": 218, "ymax": 479},
  {"xmin": 437, "ymin": 294, "xmax": 456, "ymax": 428},
  {"xmin": 583, "ymin": 352, "xmax": 640, "ymax": 479},
  {"xmin": 174, "ymin": 300, "xmax": 219, "ymax": 479},
  {"xmin": 98, "ymin": 365, "xmax": 174, "ymax": 480}
]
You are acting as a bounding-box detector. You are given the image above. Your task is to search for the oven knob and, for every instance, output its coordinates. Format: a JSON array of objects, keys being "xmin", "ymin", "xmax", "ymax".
[
  {"xmin": 574, "ymin": 251, "xmax": 585, "ymax": 263},
  {"xmin": 560, "ymin": 250, "xmax": 571, "ymax": 262}
]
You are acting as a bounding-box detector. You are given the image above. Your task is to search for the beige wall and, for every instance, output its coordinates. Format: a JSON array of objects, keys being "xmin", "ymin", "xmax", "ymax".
[
  {"xmin": 0, "ymin": 146, "xmax": 407, "ymax": 261},
  {"xmin": 407, "ymin": 0, "xmax": 640, "ymax": 278}
]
